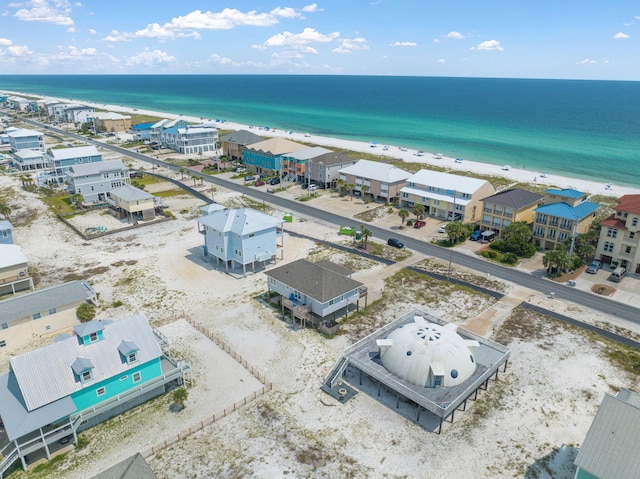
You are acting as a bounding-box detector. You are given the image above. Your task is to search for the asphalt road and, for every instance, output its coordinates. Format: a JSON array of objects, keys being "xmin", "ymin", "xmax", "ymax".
[{"xmin": 16, "ymin": 116, "xmax": 640, "ymax": 325}]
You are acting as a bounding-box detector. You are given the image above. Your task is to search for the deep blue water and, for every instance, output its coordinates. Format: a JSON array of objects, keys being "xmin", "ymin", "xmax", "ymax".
[{"xmin": 1, "ymin": 75, "xmax": 638, "ymax": 187}]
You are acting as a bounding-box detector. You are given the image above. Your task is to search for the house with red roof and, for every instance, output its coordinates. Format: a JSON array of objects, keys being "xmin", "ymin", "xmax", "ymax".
[{"xmin": 595, "ymin": 194, "xmax": 640, "ymax": 273}]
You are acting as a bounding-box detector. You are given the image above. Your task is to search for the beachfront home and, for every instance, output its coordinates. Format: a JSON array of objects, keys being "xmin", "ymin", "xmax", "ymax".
[
  {"xmin": 107, "ymin": 184, "xmax": 156, "ymax": 221},
  {"xmin": 573, "ymin": 389, "xmax": 640, "ymax": 479},
  {"xmin": 594, "ymin": 194, "xmax": 640, "ymax": 273},
  {"xmin": 149, "ymin": 119, "xmax": 188, "ymax": 145},
  {"xmin": 479, "ymin": 188, "xmax": 544, "ymax": 237},
  {"xmin": 160, "ymin": 123, "xmax": 219, "ymax": 155},
  {"xmin": 532, "ymin": 189, "xmax": 599, "ymax": 250},
  {"xmin": 130, "ymin": 122, "xmax": 157, "ymax": 143},
  {"xmin": 0, "ymin": 220, "xmax": 13, "ymax": 244},
  {"xmin": 64, "ymin": 105, "xmax": 96, "ymax": 125},
  {"xmin": 338, "ymin": 159, "xmax": 411, "ymax": 203},
  {"xmin": 400, "ymin": 170, "xmax": 494, "ymax": 222},
  {"xmin": 11, "ymin": 149, "xmax": 48, "ymax": 172},
  {"xmin": 66, "ymin": 159, "xmax": 130, "ymax": 204},
  {"xmin": 242, "ymin": 137, "xmax": 307, "ymax": 175},
  {"xmin": 0, "ymin": 314, "xmax": 190, "ymax": 475},
  {"xmin": 197, "ymin": 207, "xmax": 284, "ymax": 274},
  {"xmin": 92, "ymin": 112, "xmax": 132, "ymax": 133},
  {"xmin": 282, "ymin": 147, "xmax": 358, "ymax": 187},
  {"xmin": 265, "ymin": 259, "xmax": 366, "ymax": 332},
  {"xmin": 0, "ymin": 280, "xmax": 97, "ymax": 354},
  {"xmin": 0, "ymin": 244, "xmax": 34, "ymax": 297},
  {"xmin": 43, "ymin": 100, "xmax": 66, "ymax": 122},
  {"xmin": 7, "ymin": 128, "xmax": 45, "ymax": 153},
  {"xmin": 6, "ymin": 96, "xmax": 34, "ymax": 112},
  {"xmin": 42, "ymin": 145, "xmax": 103, "ymax": 185},
  {"xmin": 219, "ymin": 130, "xmax": 263, "ymax": 161}
]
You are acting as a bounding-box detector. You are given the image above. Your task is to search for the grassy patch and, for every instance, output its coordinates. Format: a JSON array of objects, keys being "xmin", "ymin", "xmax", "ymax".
[
  {"xmin": 153, "ymin": 189, "xmax": 186, "ymax": 198},
  {"xmin": 40, "ymin": 191, "xmax": 75, "ymax": 215}
]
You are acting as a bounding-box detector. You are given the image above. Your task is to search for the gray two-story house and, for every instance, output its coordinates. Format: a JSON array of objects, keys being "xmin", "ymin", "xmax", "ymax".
[{"xmin": 66, "ymin": 159, "xmax": 129, "ymax": 203}]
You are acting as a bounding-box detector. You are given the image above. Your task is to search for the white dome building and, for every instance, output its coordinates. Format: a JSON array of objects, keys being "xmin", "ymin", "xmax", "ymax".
[{"xmin": 376, "ymin": 316, "xmax": 478, "ymax": 388}]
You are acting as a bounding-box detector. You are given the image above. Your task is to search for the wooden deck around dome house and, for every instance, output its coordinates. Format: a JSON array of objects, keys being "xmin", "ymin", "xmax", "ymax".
[{"xmin": 322, "ymin": 309, "xmax": 510, "ymax": 433}]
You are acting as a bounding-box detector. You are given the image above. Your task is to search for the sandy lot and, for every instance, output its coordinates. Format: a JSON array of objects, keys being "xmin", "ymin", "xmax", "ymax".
[{"xmin": 1, "ymin": 166, "xmax": 639, "ymax": 479}]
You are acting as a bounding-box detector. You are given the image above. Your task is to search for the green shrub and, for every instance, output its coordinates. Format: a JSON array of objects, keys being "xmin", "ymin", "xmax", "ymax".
[{"xmin": 501, "ymin": 252, "xmax": 519, "ymax": 265}]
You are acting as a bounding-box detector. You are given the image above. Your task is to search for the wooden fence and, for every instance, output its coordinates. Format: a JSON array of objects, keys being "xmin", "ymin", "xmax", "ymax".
[{"xmin": 139, "ymin": 314, "xmax": 273, "ymax": 459}]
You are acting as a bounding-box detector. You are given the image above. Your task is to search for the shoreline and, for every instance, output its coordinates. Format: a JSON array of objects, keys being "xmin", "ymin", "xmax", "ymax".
[{"xmin": 8, "ymin": 90, "xmax": 640, "ymax": 197}]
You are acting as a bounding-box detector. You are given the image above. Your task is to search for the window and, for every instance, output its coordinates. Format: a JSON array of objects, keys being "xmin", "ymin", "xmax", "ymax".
[
  {"xmin": 32, "ymin": 312, "xmax": 41, "ymax": 320},
  {"xmin": 632, "ymin": 218, "xmax": 638, "ymax": 227},
  {"xmin": 82, "ymin": 370, "xmax": 92, "ymax": 382},
  {"xmin": 128, "ymin": 352, "xmax": 137, "ymax": 364},
  {"xmin": 119, "ymin": 375, "xmax": 128, "ymax": 381},
  {"xmin": 0, "ymin": 340, "xmax": 6, "ymax": 348},
  {"xmin": 1, "ymin": 231, "xmax": 7, "ymax": 238},
  {"xmin": 631, "ymin": 232, "xmax": 636, "ymax": 239},
  {"xmin": 604, "ymin": 242, "xmax": 614, "ymax": 253},
  {"xmin": 132, "ymin": 372, "xmax": 141, "ymax": 383},
  {"xmin": 89, "ymin": 332, "xmax": 98, "ymax": 343},
  {"xmin": 625, "ymin": 246, "xmax": 632, "ymax": 254},
  {"xmin": 48, "ymin": 308, "xmax": 57, "ymax": 315},
  {"xmin": 607, "ymin": 228, "xmax": 618, "ymax": 238},
  {"xmin": 96, "ymin": 387, "xmax": 106, "ymax": 397},
  {"xmin": 1, "ymin": 323, "xmax": 7, "ymax": 330},
  {"xmin": 558, "ymin": 232, "xmax": 568, "ymax": 242}
]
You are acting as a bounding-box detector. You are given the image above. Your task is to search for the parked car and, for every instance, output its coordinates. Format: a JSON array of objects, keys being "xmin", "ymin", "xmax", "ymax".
[
  {"xmin": 301, "ymin": 183, "xmax": 309, "ymax": 189},
  {"xmin": 309, "ymin": 184, "xmax": 318, "ymax": 191},
  {"xmin": 438, "ymin": 225, "xmax": 447, "ymax": 234},
  {"xmin": 267, "ymin": 188, "xmax": 275, "ymax": 193},
  {"xmin": 470, "ymin": 230, "xmax": 482, "ymax": 241},
  {"xmin": 255, "ymin": 180, "xmax": 266, "ymax": 187},
  {"xmin": 234, "ymin": 167, "xmax": 247, "ymax": 173},
  {"xmin": 268, "ymin": 177, "xmax": 281, "ymax": 185},
  {"xmin": 244, "ymin": 175, "xmax": 256, "ymax": 182},
  {"xmin": 586, "ymin": 260, "xmax": 601, "ymax": 274},
  {"xmin": 413, "ymin": 220, "xmax": 426, "ymax": 229},
  {"xmin": 387, "ymin": 238, "xmax": 404, "ymax": 248}
]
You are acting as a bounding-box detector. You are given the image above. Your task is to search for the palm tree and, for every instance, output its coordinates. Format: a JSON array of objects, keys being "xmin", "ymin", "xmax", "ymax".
[
  {"xmin": 360, "ymin": 225, "xmax": 372, "ymax": 249},
  {"xmin": 398, "ymin": 208, "xmax": 410, "ymax": 227},
  {"xmin": 179, "ymin": 168, "xmax": 185, "ymax": 180},
  {"xmin": 412, "ymin": 204, "xmax": 425, "ymax": 222},
  {"xmin": 543, "ymin": 246, "xmax": 571, "ymax": 275},
  {"xmin": 71, "ymin": 193, "xmax": 84, "ymax": 208},
  {"xmin": 336, "ymin": 178, "xmax": 346, "ymax": 196},
  {"xmin": 346, "ymin": 183, "xmax": 355, "ymax": 201},
  {"xmin": 361, "ymin": 184, "xmax": 370, "ymax": 202}
]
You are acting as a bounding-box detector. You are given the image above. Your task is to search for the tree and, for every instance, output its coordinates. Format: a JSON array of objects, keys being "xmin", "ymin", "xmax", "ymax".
[
  {"xmin": 360, "ymin": 225, "xmax": 372, "ymax": 250},
  {"xmin": 172, "ymin": 387, "xmax": 188, "ymax": 411},
  {"xmin": 0, "ymin": 203, "xmax": 11, "ymax": 222},
  {"xmin": 76, "ymin": 303, "xmax": 96, "ymax": 323},
  {"xmin": 71, "ymin": 193, "xmax": 84, "ymax": 208},
  {"xmin": 502, "ymin": 221, "xmax": 532, "ymax": 244},
  {"xmin": 361, "ymin": 184, "xmax": 370, "ymax": 202},
  {"xmin": 336, "ymin": 178, "xmax": 346, "ymax": 196},
  {"xmin": 398, "ymin": 208, "xmax": 410, "ymax": 227},
  {"xmin": 445, "ymin": 221, "xmax": 467, "ymax": 243},
  {"xmin": 411, "ymin": 204, "xmax": 425, "ymax": 221},
  {"xmin": 346, "ymin": 183, "xmax": 355, "ymax": 201},
  {"xmin": 179, "ymin": 168, "xmax": 185, "ymax": 180},
  {"xmin": 543, "ymin": 246, "xmax": 571, "ymax": 276}
]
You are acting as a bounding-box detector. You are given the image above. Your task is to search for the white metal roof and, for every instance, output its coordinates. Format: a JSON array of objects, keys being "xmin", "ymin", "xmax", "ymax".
[
  {"xmin": 9, "ymin": 313, "xmax": 162, "ymax": 412},
  {"xmin": 338, "ymin": 159, "xmax": 411, "ymax": 183},
  {"xmin": 49, "ymin": 145, "xmax": 101, "ymax": 160},
  {"xmin": 67, "ymin": 159, "xmax": 126, "ymax": 177},
  {"xmin": 110, "ymin": 184, "xmax": 154, "ymax": 202},
  {"xmin": 285, "ymin": 147, "xmax": 332, "ymax": 160},
  {"xmin": 93, "ymin": 112, "xmax": 131, "ymax": 120},
  {"xmin": 406, "ymin": 169, "xmax": 489, "ymax": 194},
  {"xmin": 197, "ymin": 208, "xmax": 283, "ymax": 236},
  {"xmin": 7, "ymin": 128, "xmax": 43, "ymax": 138},
  {"xmin": 0, "ymin": 243, "xmax": 28, "ymax": 269},
  {"xmin": 399, "ymin": 185, "xmax": 472, "ymax": 206}
]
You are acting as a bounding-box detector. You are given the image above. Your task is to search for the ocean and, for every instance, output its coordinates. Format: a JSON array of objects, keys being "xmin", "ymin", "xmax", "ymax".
[{"xmin": 0, "ymin": 75, "xmax": 638, "ymax": 187}]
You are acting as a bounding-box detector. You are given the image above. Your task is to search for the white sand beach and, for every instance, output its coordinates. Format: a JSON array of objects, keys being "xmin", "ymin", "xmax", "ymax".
[{"xmin": 9, "ymin": 90, "xmax": 640, "ymax": 197}]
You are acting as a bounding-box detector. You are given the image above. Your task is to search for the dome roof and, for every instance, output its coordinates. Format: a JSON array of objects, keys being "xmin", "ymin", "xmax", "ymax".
[{"xmin": 376, "ymin": 316, "xmax": 478, "ymax": 388}]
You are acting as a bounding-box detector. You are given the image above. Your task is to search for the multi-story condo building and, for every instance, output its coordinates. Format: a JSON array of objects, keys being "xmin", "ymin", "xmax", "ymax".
[
  {"xmin": 40, "ymin": 145, "xmax": 103, "ymax": 186},
  {"xmin": 400, "ymin": 170, "xmax": 494, "ymax": 222},
  {"xmin": 479, "ymin": 188, "xmax": 544, "ymax": 237},
  {"xmin": 92, "ymin": 112, "xmax": 132, "ymax": 133},
  {"xmin": 595, "ymin": 194, "xmax": 640, "ymax": 273},
  {"xmin": 339, "ymin": 159, "xmax": 411, "ymax": 203},
  {"xmin": 532, "ymin": 189, "xmax": 600, "ymax": 250},
  {"xmin": 160, "ymin": 124, "xmax": 219, "ymax": 155},
  {"xmin": 282, "ymin": 147, "xmax": 358, "ymax": 187},
  {"xmin": 66, "ymin": 159, "xmax": 130, "ymax": 203}
]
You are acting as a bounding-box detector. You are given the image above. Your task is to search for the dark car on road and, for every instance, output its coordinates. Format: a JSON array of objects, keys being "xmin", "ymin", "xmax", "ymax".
[
  {"xmin": 587, "ymin": 260, "xmax": 601, "ymax": 274},
  {"xmin": 387, "ymin": 238, "xmax": 404, "ymax": 248}
]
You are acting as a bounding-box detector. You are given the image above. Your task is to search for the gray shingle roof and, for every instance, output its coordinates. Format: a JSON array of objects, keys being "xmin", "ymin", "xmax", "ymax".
[
  {"xmin": 0, "ymin": 280, "xmax": 96, "ymax": 324},
  {"xmin": 110, "ymin": 184, "xmax": 154, "ymax": 202},
  {"xmin": 266, "ymin": 259, "xmax": 363, "ymax": 303},
  {"xmin": 9, "ymin": 314, "xmax": 162, "ymax": 412},
  {"xmin": 574, "ymin": 389, "xmax": 640, "ymax": 479},
  {"xmin": 481, "ymin": 188, "xmax": 544, "ymax": 209},
  {"xmin": 220, "ymin": 130, "xmax": 264, "ymax": 145},
  {"xmin": 197, "ymin": 208, "xmax": 283, "ymax": 236},
  {"xmin": 67, "ymin": 159, "xmax": 126, "ymax": 177},
  {"xmin": 92, "ymin": 453, "xmax": 158, "ymax": 479}
]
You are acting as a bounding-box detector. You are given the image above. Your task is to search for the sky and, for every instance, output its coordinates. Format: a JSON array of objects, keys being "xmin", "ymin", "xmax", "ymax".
[{"xmin": 0, "ymin": 1, "xmax": 638, "ymax": 80}]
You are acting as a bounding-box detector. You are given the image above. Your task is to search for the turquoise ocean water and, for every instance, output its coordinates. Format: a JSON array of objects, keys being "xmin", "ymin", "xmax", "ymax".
[{"xmin": 0, "ymin": 75, "xmax": 638, "ymax": 187}]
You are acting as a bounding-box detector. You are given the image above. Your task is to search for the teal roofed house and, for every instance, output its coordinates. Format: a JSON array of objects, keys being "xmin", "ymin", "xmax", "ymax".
[
  {"xmin": 242, "ymin": 137, "xmax": 307, "ymax": 175},
  {"xmin": 0, "ymin": 314, "xmax": 190, "ymax": 476},
  {"xmin": 532, "ymin": 188, "xmax": 600, "ymax": 250}
]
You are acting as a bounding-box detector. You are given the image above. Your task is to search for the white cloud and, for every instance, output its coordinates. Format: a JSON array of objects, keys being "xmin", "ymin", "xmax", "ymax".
[
  {"xmin": 391, "ymin": 41, "xmax": 417, "ymax": 47},
  {"xmin": 579, "ymin": 58, "xmax": 598, "ymax": 64},
  {"xmin": 0, "ymin": 38, "xmax": 13, "ymax": 46},
  {"xmin": 446, "ymin": 31, "xmax": 464, "ymax": 40},
  {"xmin": 260, "ymin": 27, "xmax": 339, "ymax": 50},
  {"xmin": 103, "ymin": 30, "xmax": 131, "ymax": 42},
  {"xmin": 88, "ymin": 28, "xmax": 96, "ymax": 34},
  {"xmin": 66, "ymin": 26, "xmax": 74, "ymax": 32},
  {"xmin": 125, "ymin": 49, "xmax": 176, "ymax": 66},
  {"xmin": 433, "ymin": 38, "xmax": 440, "ymax": 43},
  {"xmin": 134, "ymin": 23, "xmax": 201, "ymax": 40},
  {"xmin": 613, "ymin": 32, "xmax": 630, "ymax": 39},
  {"xmin": 166, "ymin": 8, "xmax": 279, "ymax": 30},
  {"xmin": 333, "ymin": 37, "xmax": 369, "ymax": 54},
  {"xmin": 270, "ymin": 7, "xmax": 300, "ymax": 19},
  {"xmin": 14, "ymin": 0, "xmax": 74, "ymax": 25},
  {"xmin": 210, "ymin": 53, "xmax": 240, "ymax": 66},
  {"xmin": 50, "ymin": 45, "xmax": 97, "ymax": 61},
  {"xmin": 302, "ymin": 4, "xmax": 323, "ymax": 12},
  {"xmin": 438, "ymin": 58, "xmax": 446, "ymax": 63},
  {"xmin": 477, "ymin": 40, "xmax": 504, "ymax": 51},
  {"xmin": 5, "ymin": 45, "xmax": 33, "ymax": 56}
]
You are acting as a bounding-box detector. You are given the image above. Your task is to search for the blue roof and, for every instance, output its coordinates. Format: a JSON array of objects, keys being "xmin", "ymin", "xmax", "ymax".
[
  {"xmin": 131, "ymin": 122, "xmax": 155, "ymax": 130},
  {"xmin": 535, "ymin": 201, "xmax": 599, "ymax": 220},
  {"xmin": 545, "ymin": 188, "xmax": 585, "ymax": 199}
]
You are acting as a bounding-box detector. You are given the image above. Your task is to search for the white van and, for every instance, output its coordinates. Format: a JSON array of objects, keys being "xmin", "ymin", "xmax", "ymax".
[{"xmin": 609, "ymin": 267, "xmax": 626, "ymax": 283}]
